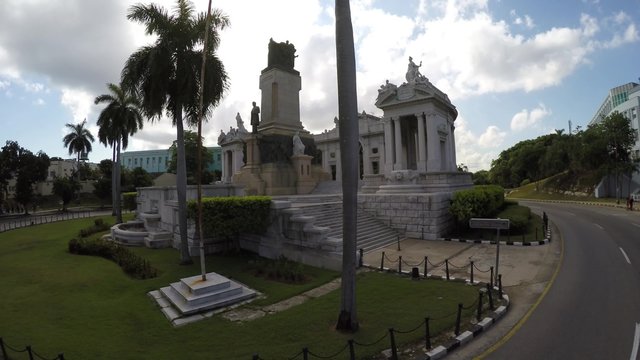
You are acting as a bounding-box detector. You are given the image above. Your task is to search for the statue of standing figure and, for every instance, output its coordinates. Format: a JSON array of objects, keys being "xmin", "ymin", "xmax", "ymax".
[
  {"xmin": 292, "ymin": 131, "xmax": 305, "ymax": 155},
  {"xmin": 236, "ymin": 112, "xmax": 248, "ymax": 133},
  {"xmin": 251, "ymin": 101, "xmax": 260, "ymax": 133}
]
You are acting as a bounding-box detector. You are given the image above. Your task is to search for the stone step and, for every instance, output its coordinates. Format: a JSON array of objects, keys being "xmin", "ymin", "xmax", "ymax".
[{"xmin": 159, "ymin": 273, "xmax": 257, "ymax": 315}]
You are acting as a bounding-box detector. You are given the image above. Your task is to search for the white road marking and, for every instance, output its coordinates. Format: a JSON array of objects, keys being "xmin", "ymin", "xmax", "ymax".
[
  {"xmin": 630, "ymin": 322, "xmax": 640, "ymax": 360},
  {"xmin": 594, "ymin": 223, "xmax": 604, "ymax": 230},
  {"xmin": 620, "ymin": 247, "xmax": 632, "ymax": 265},
  {"xmin": 566, "ymin": 212, "xmax": 576, "ymax": 216},
  {"xmin": 633, "ymin": 223, "xmax": 640, "ymax": 229}
]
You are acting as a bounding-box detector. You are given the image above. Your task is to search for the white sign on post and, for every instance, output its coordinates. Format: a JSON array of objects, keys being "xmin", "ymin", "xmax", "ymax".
[
  {"xmin": 469, "ymin": 218, "xmax": 510, "ymax": 230},
  {"xmin": 468, "ymin": 218, "xmax": 510, "ymax": 285}
]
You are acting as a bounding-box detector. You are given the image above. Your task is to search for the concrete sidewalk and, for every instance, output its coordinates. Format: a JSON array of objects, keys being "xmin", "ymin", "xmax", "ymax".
[{"xmin": 363, "ymin": 226, "xmax": 562, "ymax": 359}]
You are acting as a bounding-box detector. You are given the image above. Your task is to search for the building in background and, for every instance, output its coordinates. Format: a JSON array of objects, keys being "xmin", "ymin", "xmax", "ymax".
[
  {"xmin": 121, "ymin": 147, "xmax": 222, "ymax": 175},
  {"xmin": 589, "ymin": 81, "xmax": 640, "ymax": 198}
]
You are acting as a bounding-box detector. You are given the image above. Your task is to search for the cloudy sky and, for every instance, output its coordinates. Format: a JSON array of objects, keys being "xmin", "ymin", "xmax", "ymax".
[{"xmin": 0, "ymin": 0, "xmax": 638, "ymax": 171}]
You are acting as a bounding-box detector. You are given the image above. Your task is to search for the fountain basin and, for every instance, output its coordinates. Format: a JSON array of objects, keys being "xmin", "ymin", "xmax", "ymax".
[{"xmin": 111, "ymin": 220, "xmax": 147, "ymax": 246}]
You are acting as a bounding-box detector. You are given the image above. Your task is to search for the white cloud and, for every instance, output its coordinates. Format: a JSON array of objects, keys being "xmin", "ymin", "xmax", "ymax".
[
  {"xmin": 60, "ymin": 88, "xmax": 93, "ymax": 123},
  {"xmin": 510, "ymin": 104, "xmax": 551, "ymax": 131},
  {"xmin": 0, "ymin": 79, "xmax": 8, "ymax": 90},
  {"xmin": 33, "ymin": 98, "xmax": 44, "ymax": 106},
  {"xmin": 478, "ymin": 125, "xmax": 507, "ymax": 147}
]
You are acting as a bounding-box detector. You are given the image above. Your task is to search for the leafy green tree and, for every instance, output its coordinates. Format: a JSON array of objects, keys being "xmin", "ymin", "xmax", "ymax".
[
  {"xmin": 472, "ymin": 170, "xmax": 491, "ymax": 185},
  {"xmin": 62, "ymin": 119, "xmax": 94, "ymax": 164},
  {"xmin": 335, "ymin": 0, "xmax": 359, "ymax": 332},
  {"xmin": 95, "ymin": 82, "xmax": 144, "ymax": 224},
  {"xmin": 598, "ymin": 111, "xmax": 638, "ymax": 202},
  {"xmin": 4, "ymin": 143, "xmax": 50, "ymax": 214},
  {"xmin": 167, "ymin": 130, "xmax": 214, "ymax": 184},
  {"xmin": 122, "ymin": 0, "xmax": 229, "ymax": 264},
  {"xmin": 93, "ymin": 159, "xmax": 114, "ymax": 208},
  {"xmin": 122, "ymin": 167, "xmax": 154, "ymax": 192},
  {"xmin": 53, "ymin": 176, "xmax": 81, "ymax": 212}
]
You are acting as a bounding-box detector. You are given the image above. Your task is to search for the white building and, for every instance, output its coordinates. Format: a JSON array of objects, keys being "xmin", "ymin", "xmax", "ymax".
[{"xmin": 589, "ymin": 81, "xmax": 640, "ymax": 197}]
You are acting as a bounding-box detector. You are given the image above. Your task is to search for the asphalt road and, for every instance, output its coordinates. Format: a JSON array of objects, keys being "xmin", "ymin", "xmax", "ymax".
[{"xmin": 486, "ymin": 202, "xmax": 640, "ymax": 360}]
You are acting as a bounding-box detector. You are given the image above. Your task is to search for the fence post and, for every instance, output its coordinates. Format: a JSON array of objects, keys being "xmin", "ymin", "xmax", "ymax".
[
  {"xmin": 397, "ymin": 235, "xmax": 400, "ymax": 251},
  {"xmin": 470, "ymin": 261, "xmax": 474, "ymax": 284},
  {"xmin": 388, "ymin": 328, "xmax": 398, "ymax": 360},
  {"xmin": 487, "ymin": 283, "xmax": 494, "ymax": 310},
  {"xmin": 455, "ymin": 303, "xmax": 462, "ymax": 335},
  {"xmin": 348, "ymin": 340, "xmax": 356, "ymax": 360},
  {"xmin": 380, "ymin": 251, "xmax": 385, "ymax": 271},
  {"xmin": 477, "ymin": 290, "xmax": 484, "ymax": 321},
  {"xmin": 302, "ymin": 347, "xmax": 309, "ymax": 360},
  {"xmin": 445, "ymin": 259, "xmax": 450, "ymax": 280},
  {"xmin": 252, "ymin": 354, "xmax": 259, "ymax": 360},
  {"xmin": 424, "ymin": 256, "xmax": 428, "ymax": 278},
  {"xmin": 58, "ymin": 353, "xmax": 65, "ymax": 360},
  {"xmin": 498, "ymin": 274, "xmax": 503, "ymax": 298},
  {"xmin": 27, "ymin": 345, "xmax": 34, "ymax": 360},
  {"xmin": 490, "ymin": 266, "xmax": 494, "ymax": 287},
  {"xmin": 358, "ymin": 248, "xmax": 363, "ymax": 268},
  {"xmin": 1, "ymin": 337, "xmax": 8, "ymax": 360},
  {"xmin": 398, "ymin": 256, "xmax": 402, "ymax": 274},
  {"xmin": 425, "ymin": 317, "xmax": 431, "ymax": 349}
]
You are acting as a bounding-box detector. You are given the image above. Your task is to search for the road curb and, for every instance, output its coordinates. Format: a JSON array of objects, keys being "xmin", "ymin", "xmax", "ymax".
[
  {"xmin": 423, "ymin": 293, "xmax": 510, "ymax": 360},
  {"xmin": 440, "ymin": 228, "xmax": 551, "ymax": 246}
]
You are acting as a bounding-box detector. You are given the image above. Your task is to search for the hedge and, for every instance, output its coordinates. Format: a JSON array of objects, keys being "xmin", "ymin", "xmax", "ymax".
[
  {"xmin": 497, "ymin": 201, "xmax": 531, "ymax": 234},
  {"xmin": 187, "ymin": 196, "xmax": 272, "ymax": 241},
  {"xmin": 449, "ymin": 185, "xmax": 505, "ymax": 227},
  {"xmin": 68, "ymin": 238, "xmax": 158, "ymax": 279}
]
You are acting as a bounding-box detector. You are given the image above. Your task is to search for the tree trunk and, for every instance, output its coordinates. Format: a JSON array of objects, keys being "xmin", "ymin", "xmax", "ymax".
[
  {"xmin": 115, "ymin": 139, "xmax": 123, "ymax": 224},
  {"xmin": 175, "ymin": 111, "xmax": 193, "ymax": 265},
  {"xmin": 335, "ymin": 0, "xmax": 359, "ymax": 332},
  {"xmin": 111, "ymin": 145, "xmax": 117, "ymax": 216}
]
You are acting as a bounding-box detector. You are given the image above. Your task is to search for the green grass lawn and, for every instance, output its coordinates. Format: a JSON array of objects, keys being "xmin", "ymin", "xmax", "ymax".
[
  {"xmin": 506, "ymin": 179, "xmax": 621, "ymax": 203},
  {"xmin": 0, "ymin": 216, "xmax": 480, "ymax": 359}
]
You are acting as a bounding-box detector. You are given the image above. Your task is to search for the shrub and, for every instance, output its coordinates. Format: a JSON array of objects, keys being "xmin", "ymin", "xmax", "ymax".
[
  {"xmin": 450, "ymin": 185, "xmax": 505, "ymax": 227},
  {"xmin": 122, "ymin": 192, "xmax": 137, "ymax": 212},
  {"xmin": 497, "ymin": 202, "xmax": 531, "ymax": 234},
  {"xmin": 187, "ymin": 196, "xmax": 272, "ymax": 247},
  {"xmin": 520, "ymin": 179, "xmax": 531, "ymax": 187},
  {"xmin": 251, "ymin": 255, "xmax": 306, "ymax": 283},
  {"xmin": 68, "ymin": 238, "xmax": 158, "ymax": 279},
  {"xmin": 78, "ymin": 218, "xmax": 111, "ymax": 238}
]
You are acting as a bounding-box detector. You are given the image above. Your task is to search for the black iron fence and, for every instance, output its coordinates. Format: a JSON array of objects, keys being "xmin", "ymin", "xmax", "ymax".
[
  {"xmin": 0, "ymin": 337, "xmax": 64, "ymax": 360},
  {"xmin": 251, "ymin": 280, "xmax": 503, "ymax": 360},
  {"xmin": 0, "ymin": 210, "xmax": 94, "ymax": 233}
]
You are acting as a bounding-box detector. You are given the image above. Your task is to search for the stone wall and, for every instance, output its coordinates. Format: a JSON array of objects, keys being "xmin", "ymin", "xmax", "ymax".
[{"xmin": 357, "ymin": 192, "xmax": 454, "ymax": 240}]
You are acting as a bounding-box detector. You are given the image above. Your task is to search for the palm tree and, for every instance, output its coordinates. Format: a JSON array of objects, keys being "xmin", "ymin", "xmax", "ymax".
[
  {"xmin": 122, "ymin": 0, "xmax": 229, "ymax": 264},
  {"xmin": 335, "ymin": 0, "xmax": 359, "ymax": 331},
  {"xmin": 95, "ymin": 82, "xmax": 144, "ymax": 224},
  {"xmin": 62, "ymin": 119, "xmax": 95, "ymax": 179}
]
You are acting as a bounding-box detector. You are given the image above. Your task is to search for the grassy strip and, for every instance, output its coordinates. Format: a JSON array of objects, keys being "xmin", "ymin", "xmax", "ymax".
[{"xmin": 0, "ymin": 217, "xmax": 479, "ymax": 359}]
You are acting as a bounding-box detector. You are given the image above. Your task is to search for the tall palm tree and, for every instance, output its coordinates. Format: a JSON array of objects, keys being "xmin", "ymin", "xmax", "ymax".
[
  {"xmin": 95, "ymin": 82, "xmax": 144, "ymax": 224},
  {"xmin": 62, "ymin": 119, "xmax": 95, "ymax": 178},
  {"xmin": 335, "ymin": 0, "xmax": 359, "ymax": 331},
  {"xmin": 122, "ymin": 0, "xmax": 229, "ymax": 264}
]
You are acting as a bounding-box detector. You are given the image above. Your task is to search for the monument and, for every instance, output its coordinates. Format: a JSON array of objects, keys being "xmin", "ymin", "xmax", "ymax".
[{"xmin": 218, "ymin": 39, "xmax": 330, "ymax": 195}]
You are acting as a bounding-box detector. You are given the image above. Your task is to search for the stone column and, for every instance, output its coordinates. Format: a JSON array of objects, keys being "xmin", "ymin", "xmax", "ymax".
[
  {"xmin": 221, "ymin": 151, "xmax": 228, "ymax": 183},
  {"xmin": 383, "ymin": 117, "xmax": 394, "ymax": 175},
  {"xmin": 393, "ymin": 117, "xmax": 404, "ymax": 170},
  {"xmin": 416, "ymin": 112, "xmax": 427, "ymax": 172},
  {"xmin": 450, "ymin": 123, "xmax": 457, "ymax": 171},
  {"xmin": 426, "ymin": 113, "xmax": 440, "ymax": 172},
  {"xmin": 362, "ymin": 142, "xmax": 370, "ymax": 176}
]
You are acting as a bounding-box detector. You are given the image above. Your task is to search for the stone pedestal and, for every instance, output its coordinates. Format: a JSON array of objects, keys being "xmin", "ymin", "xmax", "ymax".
[
  {"xmin": 291, "ymin": 154, "xmax": 316, "ymax": 194},
  {"xmin": 234, "ymin": 135, "xmax": 266, "ymax": 195},
  {"xmin": 258, "ymin": 68, "xmax": 306, "ymax": 136}
]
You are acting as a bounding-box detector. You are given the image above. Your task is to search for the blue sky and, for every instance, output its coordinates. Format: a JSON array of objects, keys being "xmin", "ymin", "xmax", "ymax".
[{"xmin": 0, "ymin": 0, "xmax": 638, "ymax": 171}]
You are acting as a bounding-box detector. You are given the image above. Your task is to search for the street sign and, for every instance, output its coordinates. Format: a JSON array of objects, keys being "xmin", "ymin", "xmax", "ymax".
[{"xmin": 469, "ymin": 218, "xmax": 510, "ymax": 230}]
